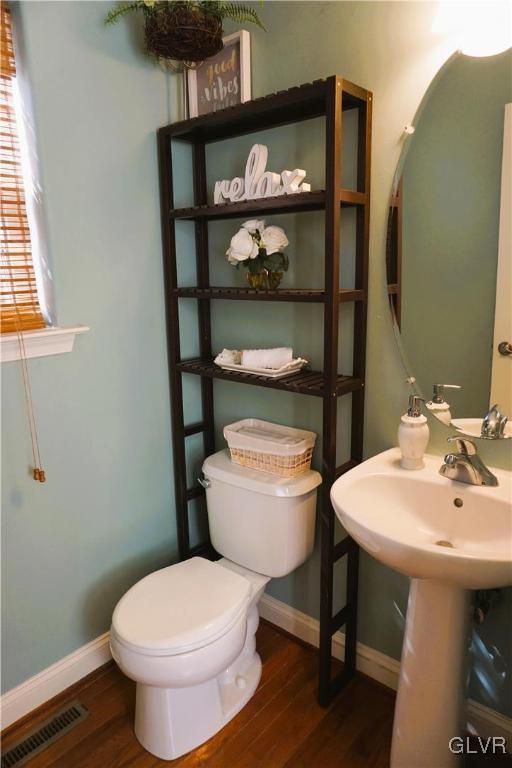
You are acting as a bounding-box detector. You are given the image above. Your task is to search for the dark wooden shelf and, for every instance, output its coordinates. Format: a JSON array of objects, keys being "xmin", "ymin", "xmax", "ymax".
[
  {"xmin": 170, "ymin": 189, "xmax": 366, "ymax": 221},
  {"xmin": 335, "ymin": 459, "xmax": 359, "ymax": 479},
  {"xmin": 171, "ymin": 191, "xmax": 324, "ymax": 220},
  {"xmin": 176, "ymin": 358, "xmax": 363, "ymax": 398},
  {"xmin": 158, "ymin": 74, "xmax": 372, "ymax": 708},
  {"xmin": 159, "ymin": 78, "xmax": 370, "ymax": 144},
  {"xmin": 174, "ymin": 287, "xmax": 365, "ymax": 303}
]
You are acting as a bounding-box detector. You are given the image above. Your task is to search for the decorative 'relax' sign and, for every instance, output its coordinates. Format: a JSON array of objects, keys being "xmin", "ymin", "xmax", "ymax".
[{"xmin": 214, "ymin": 144, "xmax": 311, "ymax": 204}]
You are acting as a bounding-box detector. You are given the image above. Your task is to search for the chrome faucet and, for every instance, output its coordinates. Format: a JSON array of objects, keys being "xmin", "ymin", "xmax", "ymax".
[
  {"xmin": 481, "ymin": 404, "xmax": 508, "ymax": 439},
  {"xmin": 439, "ymin": 437, "xmax": 498, "ymax": 487}
]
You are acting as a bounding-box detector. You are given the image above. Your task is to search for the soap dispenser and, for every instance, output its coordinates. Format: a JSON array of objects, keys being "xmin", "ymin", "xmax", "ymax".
[
  {"xmin": 425, "ymin": 383, "xmax": 461, "ymax": 425},
  {"xmin": 398, "ymin": 395, "xmax": 429, "ymax": 469}
]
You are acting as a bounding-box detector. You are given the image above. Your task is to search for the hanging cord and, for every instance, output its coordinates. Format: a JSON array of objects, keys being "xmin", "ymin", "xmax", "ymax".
[
  {"xmin": 1, "ymin": 81, "xmax": 45, "ymax": 481},
  {"xmin": 2, "ymin": 257, "xmax": 46, "ymax": 483},
  {"xmin": 15, "ymin": 316, "xmax": 45, "ymax": 482}
]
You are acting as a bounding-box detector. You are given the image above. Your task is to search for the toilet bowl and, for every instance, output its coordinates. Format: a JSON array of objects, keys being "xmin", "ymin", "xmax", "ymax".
[
  {"xmin": 110, "ymin": 449, "xmax": 321, "ymax": 760},
  {"xmin": 111, "ymin": 557, "xmax": 268, "ymax": 759}
]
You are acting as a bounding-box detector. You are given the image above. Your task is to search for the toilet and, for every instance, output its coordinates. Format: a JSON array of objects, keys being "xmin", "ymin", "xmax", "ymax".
[{"xmin": 110, "ymin": 448, "xmax": 321, "ymax": 760}]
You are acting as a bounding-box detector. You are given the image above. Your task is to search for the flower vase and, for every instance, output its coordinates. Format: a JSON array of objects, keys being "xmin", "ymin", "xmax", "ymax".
[{"xmin": 246, "ymin": 269, "xmax": 283, "ymax": 290}]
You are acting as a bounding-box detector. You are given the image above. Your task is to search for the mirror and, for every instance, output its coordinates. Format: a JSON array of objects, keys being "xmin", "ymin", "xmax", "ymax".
[{"xmin": 387, "ymin": 50, "xmax": 512, "ymax": 439}]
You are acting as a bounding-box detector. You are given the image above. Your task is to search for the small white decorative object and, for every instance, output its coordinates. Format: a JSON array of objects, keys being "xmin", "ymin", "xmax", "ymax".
[
  {"xmin": 255, "ymin": 171, "xmax": 281, "ymax": 199},
  {"xmin": 280, "ymin": 168, "xmax": 306, "ymax": 195},
  {"xmin": 214, "ymin": 144, "xmax": 311, "ymax": 204},
  {"xmin": 227, "ymin": 176, "xmax": 245, "ymax": 201}
]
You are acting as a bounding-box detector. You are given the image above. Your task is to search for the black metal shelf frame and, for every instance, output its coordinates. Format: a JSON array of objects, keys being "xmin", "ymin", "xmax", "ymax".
[{"xmin": 157, "ymin": 75, "xmax": 372, "ymax": 707}]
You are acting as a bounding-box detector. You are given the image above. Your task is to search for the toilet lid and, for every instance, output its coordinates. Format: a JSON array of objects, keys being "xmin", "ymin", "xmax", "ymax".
[{"xmin": 111, "ymin": 558, "xmax": 251, "ymax": 656}]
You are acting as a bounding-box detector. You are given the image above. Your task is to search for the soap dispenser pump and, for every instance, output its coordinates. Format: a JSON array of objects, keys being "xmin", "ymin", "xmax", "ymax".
[
  {"xmin": 398, "ymin": 395, "xmax": 429, "ymax": 469},
  {"xmin": 425, "ymin": 383, "xmax": 461, "ymax": 426}
]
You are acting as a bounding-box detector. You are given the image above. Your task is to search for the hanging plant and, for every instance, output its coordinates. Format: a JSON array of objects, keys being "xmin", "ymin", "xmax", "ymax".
[{"xmin": 105, "ymin": 1, "xmax": 266, "ymax": 64}]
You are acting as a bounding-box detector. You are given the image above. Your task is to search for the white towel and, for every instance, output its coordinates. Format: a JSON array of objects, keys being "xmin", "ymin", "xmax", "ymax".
[
  {"xmin": 241, "ymin": 347, "xmax": 293, "ymax": 369},
  {"xmin": 214, "ymin": 349, "xmax": 242, "ymax": 366}
]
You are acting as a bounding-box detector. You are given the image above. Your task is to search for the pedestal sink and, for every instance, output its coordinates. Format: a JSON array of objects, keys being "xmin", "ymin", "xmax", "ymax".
[{"xmin": 330, "ymin": 448, "xmax": 512, "ymax": 768}]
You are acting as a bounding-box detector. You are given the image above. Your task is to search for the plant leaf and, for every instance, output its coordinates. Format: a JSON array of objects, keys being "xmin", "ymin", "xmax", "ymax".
[
  {"xmin": 263, "ymin": 251, "xmax": 285, "ymax": 271},
  {"xmin": 247, "ymin": 256, "xmax": 264, "ymax": 274},
  {"xmin": 105, "ymin": 0, "xmax": 266, "ymax": 30},
  {"xmin": 217, "ymin": 1, "xmax": 266, "ymax": 30},
  {"xmin": 104, "ymin": 2, "xmax": 144, "ymax": 25}
]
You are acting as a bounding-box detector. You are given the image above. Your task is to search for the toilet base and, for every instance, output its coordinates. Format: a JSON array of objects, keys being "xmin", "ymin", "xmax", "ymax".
[{"xmin": 134, "ymin": 607, "xmax": 262, "ymax": 761}]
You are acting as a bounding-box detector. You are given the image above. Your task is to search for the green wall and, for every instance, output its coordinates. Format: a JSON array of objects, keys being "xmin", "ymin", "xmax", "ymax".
[
  {"xmin": 1, "ymin": 0, "xmax": 182, "ymax": 692},
  {"xmin": 2, "ymin": 1, "xmax": 511, "ymax": 719},
  {"xmin": 402, "ymin": 51, "xmax": 512, "ymax": 417}
]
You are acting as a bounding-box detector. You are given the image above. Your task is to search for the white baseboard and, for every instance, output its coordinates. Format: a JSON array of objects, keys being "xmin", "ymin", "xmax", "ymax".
[
  {"xmin": 259, "ymin": 593, "xmax": 401, "ymax": 689},
  {"xmin": 259, "ymin": 593, "xmax": 512, "ymax": 747},
  {"xmin": 2, "ymin": 594, "xmax": 511, "ymax": 748},
  {"xmin": 0, "ymin": 632, "xmax": 111, "ymax": 730}
]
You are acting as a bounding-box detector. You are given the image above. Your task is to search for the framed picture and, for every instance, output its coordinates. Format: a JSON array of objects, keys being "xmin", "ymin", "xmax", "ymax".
[{"xmin": 187, "ymin": 31, "xmax": 251, "ymax": 118}]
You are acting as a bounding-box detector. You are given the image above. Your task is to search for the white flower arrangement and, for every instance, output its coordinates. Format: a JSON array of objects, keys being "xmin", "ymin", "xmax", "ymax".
[{"xmin": 226, "ymin": 220, "xmax": 290, "ymax": 276}]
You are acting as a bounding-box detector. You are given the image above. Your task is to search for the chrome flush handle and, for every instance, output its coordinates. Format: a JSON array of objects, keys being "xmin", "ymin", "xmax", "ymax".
[{"xmin": 198, "ymin": 476, "xmax": 211, "ymax": 489}]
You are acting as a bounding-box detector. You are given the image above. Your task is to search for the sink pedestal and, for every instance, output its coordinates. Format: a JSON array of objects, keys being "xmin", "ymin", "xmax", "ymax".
[{"xmin": 391, "ymin": 578, "xmax": 470, "ymax": 768}]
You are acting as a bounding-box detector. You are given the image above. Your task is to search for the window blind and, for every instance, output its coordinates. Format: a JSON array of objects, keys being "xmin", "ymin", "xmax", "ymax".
[{"xmin": 1, "ymin": 3, "xmax": 45, "ymax": 334}]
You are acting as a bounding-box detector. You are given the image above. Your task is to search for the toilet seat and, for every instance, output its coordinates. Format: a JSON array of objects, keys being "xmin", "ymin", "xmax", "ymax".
[{"xmin": 112, "ymin": 557, "xmax": 251, "ymax": 657}]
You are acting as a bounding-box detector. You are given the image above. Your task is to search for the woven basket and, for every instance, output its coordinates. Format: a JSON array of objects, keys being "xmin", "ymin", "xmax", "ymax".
[
  {"xmin": 229, "ymin": 446, "xmax": 314, "ymax": 478},
  {"xmin": 144, "ymin": 5, "xmax": 223, "ymax": 62}
]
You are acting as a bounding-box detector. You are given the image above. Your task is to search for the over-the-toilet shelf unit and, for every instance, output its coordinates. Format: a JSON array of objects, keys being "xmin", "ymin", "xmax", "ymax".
[{"xmin": 157, "ymin": 76, "xmax": 372, "ymax": 707}]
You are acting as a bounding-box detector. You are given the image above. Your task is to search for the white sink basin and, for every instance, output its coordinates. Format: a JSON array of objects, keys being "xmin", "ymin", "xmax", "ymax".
[
  {"xmin": 330, "ymin": 448, "xmax": 512, "ymax": 589},
  {"xmin": 330, "ymin": 448, "xmax": 512, "ymax": 768}
]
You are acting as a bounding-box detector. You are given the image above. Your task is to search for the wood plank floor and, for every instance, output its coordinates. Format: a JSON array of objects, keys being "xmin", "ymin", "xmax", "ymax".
[
  {"xmin": 2, "ymin": 622, "xmax": 510, "ymax": 767},
  {"xmin": 2, "ymin": 623, "xmax": 394, "ymax": 767}
]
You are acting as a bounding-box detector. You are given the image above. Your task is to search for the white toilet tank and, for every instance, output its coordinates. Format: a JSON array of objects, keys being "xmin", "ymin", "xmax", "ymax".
[{"xmin": 202, "ymin": 449, "xmax": 321, "ymax": 578}]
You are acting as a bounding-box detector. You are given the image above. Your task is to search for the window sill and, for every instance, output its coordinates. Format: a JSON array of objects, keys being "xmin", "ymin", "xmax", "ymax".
[{"xmin": 1, "ymin": 325, "xmax": 89, "ymax": 363}]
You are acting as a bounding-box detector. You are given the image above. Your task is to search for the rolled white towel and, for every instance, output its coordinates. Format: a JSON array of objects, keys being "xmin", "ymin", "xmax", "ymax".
[
  {"xmin": 241, "ymin": 347, "xmax": 293, "ymax": 369},
  {"xmin": 214, "ymin": 349, "xmax": 242, "ymax": 366}
]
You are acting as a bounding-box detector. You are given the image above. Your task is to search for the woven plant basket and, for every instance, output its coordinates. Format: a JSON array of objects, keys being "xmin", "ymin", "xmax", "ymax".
[{"xmin": 144, "ymin": 4, "xmax": 223, "ymax": 62}]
